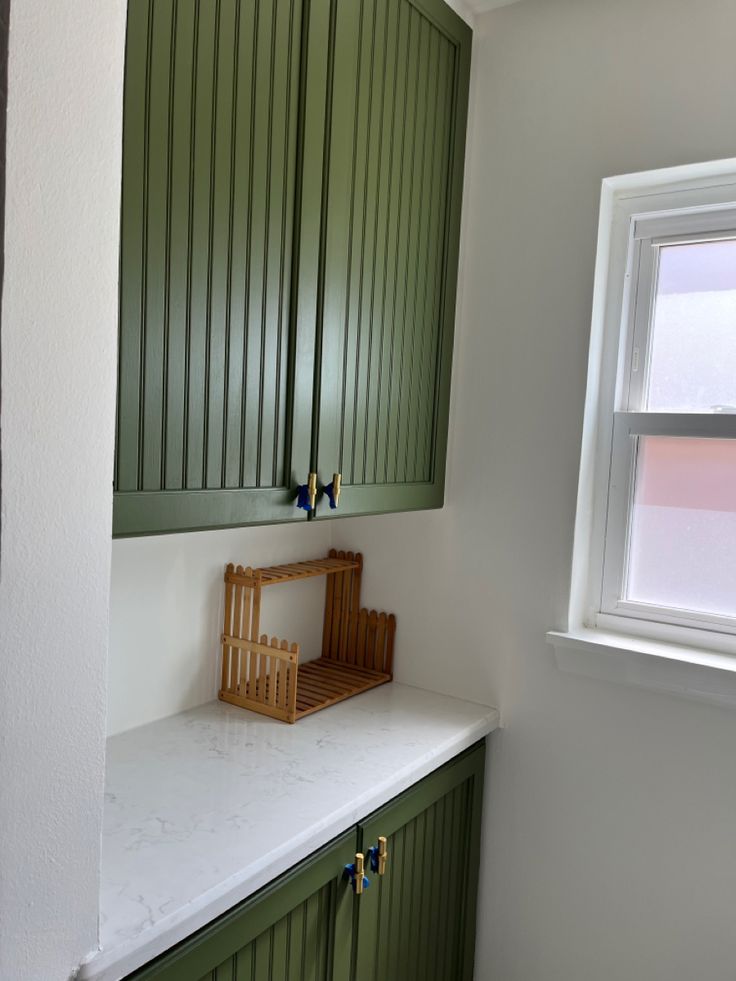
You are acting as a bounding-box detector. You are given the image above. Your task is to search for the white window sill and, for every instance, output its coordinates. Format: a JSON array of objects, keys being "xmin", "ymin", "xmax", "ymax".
[{"xmin": 547, "ymin": 628, "xmax": 736, "ymax": 709}]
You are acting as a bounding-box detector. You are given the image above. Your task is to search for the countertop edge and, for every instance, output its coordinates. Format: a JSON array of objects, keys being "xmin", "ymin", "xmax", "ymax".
[{"xmin": 78, "ymin": 707, "xmax": 498, "ymax": 981}]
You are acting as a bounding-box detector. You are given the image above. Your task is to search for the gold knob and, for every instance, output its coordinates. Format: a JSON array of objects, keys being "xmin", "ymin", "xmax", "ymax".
[
  {"xmin": 307, "ymin": 472, "xmax": 318, "ymax": 510},
  {"xmin": 377, "ymin": 836, "xmax": 388, "ymax": 875},
  {"xmin": 332, "ymin": 472, "xmax": 342, "ymax": 507},
  {"xmin": 354, "ymin": 852, "xmax": 365, "ymax": 895}
]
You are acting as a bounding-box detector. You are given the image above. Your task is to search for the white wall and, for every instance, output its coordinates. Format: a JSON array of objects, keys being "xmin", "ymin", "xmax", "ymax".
[
  {"xmin": 108, "ymin": 523, "xmax": 333, "ymax": 735},
  {"xmin": 335, "ymin": 0, "xmax": 736, "ymax": 978},
  {"xmin": 0, "ymin": 1, "xmax": 125, "ymax": 978}
]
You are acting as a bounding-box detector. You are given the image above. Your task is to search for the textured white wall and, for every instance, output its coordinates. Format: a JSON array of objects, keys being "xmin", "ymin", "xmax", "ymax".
[
  {"xmin": 0, "ymin": 1, "xmax": 125, "ymax": 978},
  {"xmin": 335, "ymin": 0, "xmax": 736, "ymax": 978}
]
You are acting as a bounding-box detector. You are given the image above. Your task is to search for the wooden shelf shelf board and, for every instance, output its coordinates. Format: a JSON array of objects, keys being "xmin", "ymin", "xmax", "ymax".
[{"xmin": 256, "ymin": 557, "xmax": 361, "ymax": 586}]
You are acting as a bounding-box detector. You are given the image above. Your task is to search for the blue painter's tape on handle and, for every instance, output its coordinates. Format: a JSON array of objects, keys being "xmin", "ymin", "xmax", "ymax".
[
  {"xmin": 296, "ymin": 485, "xmax": 312, "ymax": 511},
  {"xmin": 343, "ymin": 862, "xmax": 370, "ymax": 892}
]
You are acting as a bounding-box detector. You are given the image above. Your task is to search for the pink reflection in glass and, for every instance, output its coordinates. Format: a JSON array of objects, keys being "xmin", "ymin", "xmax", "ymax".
[{"xmin": 626, "ymin": 437, "xmax": 736, "ymax": 617}]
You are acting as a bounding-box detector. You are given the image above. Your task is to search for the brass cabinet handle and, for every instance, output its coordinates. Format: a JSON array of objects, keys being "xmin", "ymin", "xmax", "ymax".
[
  {"xmin": 368, "ymin": 836, "xmax": 389, "ymax": 876},
  {"xmin": 345, "ymin": 852, "xmax": 369, "ymax": 895},
  {"xmin": 307, "ymin": 472, "xmax": 318, "ymax": 510},
  {"xmin": 324, "ymin": 472, "xmax": 342, "ymax": 510},
  {"xmin": 354, "ymin": 852, "xmax": 366, "ymax": 895},
  {"xmin": 377, "ymin": 836, "xmax": 388, "ymax": 875}
]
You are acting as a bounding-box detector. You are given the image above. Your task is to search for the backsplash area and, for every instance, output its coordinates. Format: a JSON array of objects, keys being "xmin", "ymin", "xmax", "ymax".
[{"xmin": 108, "ymin": 522, "xmax": 332, "ymax": 735}]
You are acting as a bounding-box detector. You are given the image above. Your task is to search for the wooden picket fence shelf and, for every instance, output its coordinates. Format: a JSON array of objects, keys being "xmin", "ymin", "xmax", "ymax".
[{"xmin": 219, "ymin": 550, "xmax": 396, "ymax": 723}]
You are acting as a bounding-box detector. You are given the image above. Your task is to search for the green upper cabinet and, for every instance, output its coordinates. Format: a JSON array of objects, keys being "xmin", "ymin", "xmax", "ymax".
[
  {"xmin": 313, "ymin": 0, "xmax": 471, "ymax": 519},
  {"xmin": 114, "ymin": 0, "xmax": 471, "ymax": 536}
]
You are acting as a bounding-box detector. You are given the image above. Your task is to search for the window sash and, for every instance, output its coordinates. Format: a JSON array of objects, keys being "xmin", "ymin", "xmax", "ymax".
[
  {"xmin": 623, "ymin": 223, "xmax": 736, "ymax": 414},
  {"xmin": 632, "ymin": 208, "xmax": 736, "ymax": 242},
  {"xmin": 598, "ymin": 206, "xmax": 736, "ymax": 635},
  {"xmin": 600, "ymin": 411, "xmax": 736, "ymax": 631},
  {"xmin": 613, "ymin": 411, "xmax": 736, "ymax": 439}
]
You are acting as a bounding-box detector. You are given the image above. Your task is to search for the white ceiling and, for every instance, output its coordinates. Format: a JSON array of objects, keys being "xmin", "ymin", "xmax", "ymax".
[
  {"xmin": 466, "ymin": 0, "xmax": 524, "ymax": 11},
  {"xmin": 444, "ymin": 0, "xmax": 523, "ymax": 25}
]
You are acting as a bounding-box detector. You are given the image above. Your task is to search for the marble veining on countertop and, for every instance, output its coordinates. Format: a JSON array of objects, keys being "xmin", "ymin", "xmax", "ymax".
[{"xmin": 79, "ymin": 683, "xmax": 499, "ymax": 981}]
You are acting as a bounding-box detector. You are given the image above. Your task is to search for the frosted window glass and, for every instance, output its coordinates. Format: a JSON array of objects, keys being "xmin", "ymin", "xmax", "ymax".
[
  {"xmin": 626, "ymin": 437, "xmax": 736, "ymax": 617},
  {"xmin": 646, "ymin": 240, "xmax": 736, "ymax": 412}
]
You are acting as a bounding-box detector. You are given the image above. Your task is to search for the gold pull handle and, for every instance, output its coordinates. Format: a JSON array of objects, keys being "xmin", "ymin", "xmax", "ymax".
[
  {"xmin": 354, "ymin": 852, "xmax": 366, "ymax": 895},
  {"xmin": 307, "ymin": 472, "xmax": 318, "ymax": 510},
  {"xmin": 377, "ymin": 836, "xmax": 388, "ymax": 876},
  {"xmin": 332, "ymin": 472, "xmax": 342, "ymax": 508}
]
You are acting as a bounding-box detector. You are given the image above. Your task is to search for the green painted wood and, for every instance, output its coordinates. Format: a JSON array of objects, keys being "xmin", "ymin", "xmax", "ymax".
[
  {"xmin": 291, "ymin": 0, "xmax": 332, "ymax": 486},
  {"xmin": 124, "ymin": 830, "xmax": 355, "ymax": 981},
  {"xmin": 115, "ymin": 0, "xmax": 312, "ymax": 535},
  {"xmin": 313, "ymin": 0, "xmax": 471, "ymax": 519},
  {"xmin": 353, "ymin": 741, "xmax": 485, "ymax": 981},
  {"xmin": 117, "ymin": 0, "xmax": 471, "ymax": 534}
]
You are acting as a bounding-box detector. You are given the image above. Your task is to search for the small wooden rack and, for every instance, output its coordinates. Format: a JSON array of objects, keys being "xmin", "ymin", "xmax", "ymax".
[{"xmin": 219, "ymin": 550, "xmax": 395, "ymax": 723}]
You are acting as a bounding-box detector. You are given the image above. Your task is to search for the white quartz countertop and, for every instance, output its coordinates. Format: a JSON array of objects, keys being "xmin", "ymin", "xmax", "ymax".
[{"xmin": 80, "ymin": 683, "xmax": 499, "ymax": 981}]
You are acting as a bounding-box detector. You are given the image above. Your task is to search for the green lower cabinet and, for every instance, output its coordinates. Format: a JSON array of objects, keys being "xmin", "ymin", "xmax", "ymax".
[
  {"xmin": 354, "ymin": 742, "xmax": 485, "ymax": 981},
  {"xmin": 125, "ymin": 742, "xmax": 485, "ymax": 981},
  {"xmin": 126, "ymin": 831, "xmax": 356, "ymax": 981}
]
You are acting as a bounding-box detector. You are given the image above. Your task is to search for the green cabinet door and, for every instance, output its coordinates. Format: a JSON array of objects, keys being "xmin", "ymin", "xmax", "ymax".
[
  {"xmin": 115, "ymin": 0, "xmax": 471, "ymax": 535},
  {"xmin": 312, "ymin": 0, "xmax": 472, "ymax": 519},
  {"xmin": 124, "ymin": 831, "xmax": 356, "ymax": 981},
  {"xmin": 353, "ymin": 741, "xmax": 485, "ymax": 981},
  {"xmin": 114, "ymin": 0, "xmax": 321, "ymax": 535}
]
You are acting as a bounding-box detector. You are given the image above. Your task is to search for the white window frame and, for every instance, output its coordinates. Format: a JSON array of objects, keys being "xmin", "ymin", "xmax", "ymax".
[{"xmin": 548, "ymin": 158, "xmax": 736, "ymax": 706}]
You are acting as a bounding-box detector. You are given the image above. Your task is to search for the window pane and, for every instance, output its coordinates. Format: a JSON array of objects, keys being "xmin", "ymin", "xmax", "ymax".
[
  {"xmin": 646, "ymin": 239, "xmax": 736, "ymax": 412},
  {"xmin": 626, "ymin": 436, "xmax": 736, "ymax": 618}
]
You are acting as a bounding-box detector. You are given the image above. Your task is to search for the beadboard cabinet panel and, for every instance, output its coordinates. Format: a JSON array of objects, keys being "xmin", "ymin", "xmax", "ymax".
[
  {"xmin": 354, "ymin": 741, "xmax": 485, "ymax": 981},
  {"xmin": 115, "ymin": 0, "xmax": 471, "ymax": 535},
  {"xmin": 126, "ymin": 831, "xmax": 355, "ymax": 981},
  {"xmin": 313, "ymin": 0, "xmax": 471, "ymax": 518},
  {"xmin": 115, "ymin": 0, "xmax": 317, "ymax": 534},
  {"xmin": 204, "ymin": 883, "xmax": 335, "ymax": 981}
]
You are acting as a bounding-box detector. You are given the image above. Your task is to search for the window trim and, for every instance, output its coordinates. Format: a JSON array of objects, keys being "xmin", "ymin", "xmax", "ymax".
[{"xmin": 549, "ymin": 157, "xmax": 736, "ymax": 706}]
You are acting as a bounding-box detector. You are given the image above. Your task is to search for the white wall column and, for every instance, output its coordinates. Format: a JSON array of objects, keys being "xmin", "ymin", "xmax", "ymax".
[{"xmin": 0, "ymin": 1, "xmax": 126, "ymax": 977}]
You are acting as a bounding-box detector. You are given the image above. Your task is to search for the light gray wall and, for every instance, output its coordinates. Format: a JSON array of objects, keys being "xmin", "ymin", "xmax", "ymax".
[
  {"xmin": 335, "ymin": 0, "xmax": 736, "ymax": 978},
  {"xmin": 0, "ymin": 1, "xmax": 125, "ymax": 977}
]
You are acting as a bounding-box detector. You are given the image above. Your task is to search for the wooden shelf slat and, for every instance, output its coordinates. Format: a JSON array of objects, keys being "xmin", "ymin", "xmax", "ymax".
[
  {"xmin": 307, "ymin": 660, "xmax": 381, "ymax": 685},
  {"xmin": 292, "ymin": 657, "xmax": 390, "ymax": 719},
  {"xmin": 244, "ymin": 556, "xmax": 361, "ymax": 587}
]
